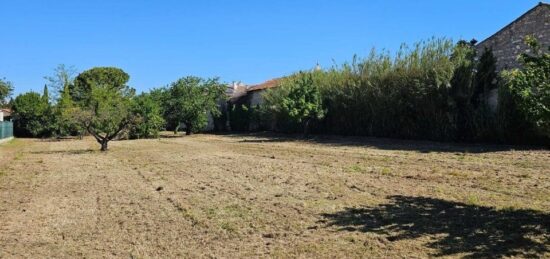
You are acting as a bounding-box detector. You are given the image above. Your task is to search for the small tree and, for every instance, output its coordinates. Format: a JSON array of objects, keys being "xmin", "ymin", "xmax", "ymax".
[
  {"xmin": 12, "ymin": 92, "xmax": 50, "ymax": 137},
  {"xmin": 0, "ymin": 77, "xmax": 13, "ymax": 107},
  {"xmin": 504, "ymin": 36, "xmax": 550, "ymax": 137},
  {"xmin": 54, "ymin": 83, "xmax": 83, "ymax": 137},
  {"xmin": 40, "ymin": 85, "xmax": 58, "ymax": 136},
  {"xmin": 129, "ymin": 93, "xmax": 165, "ymax": 139},
  {"xmin": 74, "ymin": 67, "xmax": 135, "ymax": 151},
  {"xmin": 279, "ymin": 72, "xmax": 325, "ymax": 136},
  {"xmin": 165, "ymin": 76, "xmax": 226, "ymax": 135}
]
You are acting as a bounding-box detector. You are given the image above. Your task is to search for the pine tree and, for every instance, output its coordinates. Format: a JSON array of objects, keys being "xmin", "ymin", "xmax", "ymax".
[{"xmin": 42, "ymin": 85, "xmax": 50, "ymax": 104}]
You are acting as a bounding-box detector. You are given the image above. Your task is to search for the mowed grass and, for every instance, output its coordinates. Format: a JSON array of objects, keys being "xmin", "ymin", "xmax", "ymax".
[{"xmin": 0, "ymin": 134, "xmax": 548, "ymax": 258}]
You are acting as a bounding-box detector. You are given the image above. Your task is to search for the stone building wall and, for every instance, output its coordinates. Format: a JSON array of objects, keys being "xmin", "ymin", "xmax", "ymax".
[
  {"xmin": 249, "ymin": 90, "xmax": 265, "ymax": 107},
  {"xmin": 476, "ymin": 3, "xmax": 550, "ymax": 71}
]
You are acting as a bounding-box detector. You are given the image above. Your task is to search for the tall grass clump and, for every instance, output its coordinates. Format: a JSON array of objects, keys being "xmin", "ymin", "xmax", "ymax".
[
  {"xmin": 261, "ymin": 38, "xmax": 541, "ymax": 143},
  {"xmin": 320, "ymin": 38, "xmax": 457, "ymax": 140}
]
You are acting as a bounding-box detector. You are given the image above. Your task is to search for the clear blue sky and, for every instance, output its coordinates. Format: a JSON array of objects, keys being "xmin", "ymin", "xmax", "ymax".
[{"xmin": 1, "ymin": 0, "xmax": 542, "ymax": 96}]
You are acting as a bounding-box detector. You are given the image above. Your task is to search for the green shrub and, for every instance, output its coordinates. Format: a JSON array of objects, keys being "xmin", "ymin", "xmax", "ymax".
[
  {"xmin": 12, "ymin": 91, "xmax": 52, "ymax": 137},
  {"xmin": 229, "ymin": 104, "xmax": 253, "ymax": 131},
  {"xmin": 128, "ymin": 93, "xmax": 165, "ymax": 139},
  {"xmin": 503, "ymin": 36, "xmax": 550, "ymax": 139}
]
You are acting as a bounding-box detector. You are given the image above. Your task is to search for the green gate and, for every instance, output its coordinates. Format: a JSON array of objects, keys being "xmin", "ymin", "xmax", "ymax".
[{"xmin": 0, "ymin": 121, "xmax": 13, "ymax": 139}]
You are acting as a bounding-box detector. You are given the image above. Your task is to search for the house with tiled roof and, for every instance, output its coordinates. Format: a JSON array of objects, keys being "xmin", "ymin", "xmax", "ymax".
[
  {"xmin": 225, "ymin": 65, "xmax": 321, "ymax": 131},
  {"xmin": 246, "ymin": 78, "xmax": 282, "ymax": 106},
  {"xmin": 221, "ymin": 78, "xmax": 283, "ymax": 131},
  {"xmin": 228, "ymin": 78, "xmax": 282, "ymax": 106},
  {"xmin": 0, "ymin": 108, "xmax": 12, "ymax": 122}
]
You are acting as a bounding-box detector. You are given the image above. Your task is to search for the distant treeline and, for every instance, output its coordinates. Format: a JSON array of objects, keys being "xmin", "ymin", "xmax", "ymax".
[
  {"xmin": 3, "ymin": 37, "xmax": 549, "ymax": 148},
  {"xmin": 6, "ymin": 67, "xmax": 225, "ymax": 151}
]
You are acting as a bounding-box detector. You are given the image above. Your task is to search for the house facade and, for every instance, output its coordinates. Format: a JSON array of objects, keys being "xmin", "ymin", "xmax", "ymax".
[
  {"xmin": 0, "ymin": 109, "xmax": 12, "ymax": 122},
  {"xmin": 246, "ymin": 79, "xmax": 281, "ymax": 107},
  {"xmin": 225, "ymin": 79, "xmax": 281, "ymax": 131}
]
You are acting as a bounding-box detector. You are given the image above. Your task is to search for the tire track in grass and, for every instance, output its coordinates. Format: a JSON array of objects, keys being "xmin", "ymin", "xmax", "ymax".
[{"xmin": 113, "ymin": 149, "xmax": 208, "ymax": 228}]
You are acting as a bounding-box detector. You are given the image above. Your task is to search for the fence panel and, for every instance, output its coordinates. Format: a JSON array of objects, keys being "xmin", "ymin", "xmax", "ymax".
[{"xmin": 0, "ymin": 121, "xmax": 14, "ymax": 139}]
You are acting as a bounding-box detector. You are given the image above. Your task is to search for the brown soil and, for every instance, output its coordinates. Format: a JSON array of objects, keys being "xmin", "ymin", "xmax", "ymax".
[{"xmin": 0, "ymin": 134, "xmax": 549, "ymax": 258}]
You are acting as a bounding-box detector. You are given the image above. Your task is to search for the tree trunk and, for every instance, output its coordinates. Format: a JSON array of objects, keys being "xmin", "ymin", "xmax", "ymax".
[
  {"xmin": 303, "ymin": 118, "xmax": 311, "ymax": 138},
  {"xmin": 174, "ymin": 124, "xmax": 180, "ymax": 135},
  {"xmin": 100, "ymin": 140, "xmax": 108, "ymax": 151},
  {"xmin": 186, "ymin": 123, "xmax": 192, "ymax": 135}
]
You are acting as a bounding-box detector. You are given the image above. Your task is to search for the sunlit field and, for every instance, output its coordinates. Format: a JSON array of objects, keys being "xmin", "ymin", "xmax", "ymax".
[{"xmin": 0, "ymin": 134, "xmax": 549, "ymax": 258}]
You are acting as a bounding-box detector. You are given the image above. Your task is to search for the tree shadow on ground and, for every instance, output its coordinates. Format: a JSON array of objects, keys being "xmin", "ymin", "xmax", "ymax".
[
  {"xmin": 159, "ymin": 134, "xmax": 184, "ymax": 139},
  {"xmin": 39, "ymin": 136, "xmax": 82, "ymax": 142},
  {"xmin": 29, "ymin": 149, "xmax": 97, "ymax": 155},
  {"xmin": 320, "ymin": 195, "xmax": 550, "ymax": 258},
  {"xmin": 223, "ymin": 132, "xmax": 548, "ymax": 153}
]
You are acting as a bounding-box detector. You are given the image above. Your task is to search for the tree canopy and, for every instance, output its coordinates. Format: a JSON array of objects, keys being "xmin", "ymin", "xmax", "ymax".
[
  {"xmin": 72, "ymin": 67, "xmax": 131, "ymax": 104},
  {"xmin": 12, "ymin": 92, "xmax": 50, "ymax": 137},
  {"xmin": 73, "ymin": 67, "xmax": 135, "ymax": 151},
  {"xmin": 164, "ymin": 76, "xmax": 226, "ymax": 135},
  {"xmin": 0, "ymin": 78, "xmax": 13, "ymax": 107},
  {"xmin": 264, "ymin": 72, "xmax": 325, "ymax": 135},
  {"xmin": 504, "ymin": 36, "xmax": 550, "ymax": 137},
  {"xmin": 129, "ymin": 93, "xmax": 165, "ymax": 139},
  {"xmin": 44, "ymin": 64, "xmax": 77, "ymax": 103}
]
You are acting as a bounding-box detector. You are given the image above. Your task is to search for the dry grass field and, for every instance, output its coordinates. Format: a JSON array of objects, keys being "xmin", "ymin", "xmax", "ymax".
[{"xmin": 0, "ymin": 134, "xmax": 549, "ymax": 258}]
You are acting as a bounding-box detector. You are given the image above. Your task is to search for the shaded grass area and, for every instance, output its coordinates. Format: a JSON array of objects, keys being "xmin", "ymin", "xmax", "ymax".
[
  {"xmin": 225, "ymin": 132, "xmax": 548, "ymax": 153},
  {"xmin": 321, "ymin": 195, "xmax": 550, "ymax": 258},
  {"xmin": 29, "ymin": 149, "xmax": 96, "ymax": 155}
]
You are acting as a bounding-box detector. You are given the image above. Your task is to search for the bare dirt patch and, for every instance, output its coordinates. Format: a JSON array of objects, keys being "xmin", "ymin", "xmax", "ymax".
[{"xmin": 0, "ymin": 134, "xmax": 549, "ymax": 258}]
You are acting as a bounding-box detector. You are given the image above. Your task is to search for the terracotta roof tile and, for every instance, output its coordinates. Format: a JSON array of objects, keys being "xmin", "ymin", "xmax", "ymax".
[
  {"xmin": 247, "ymin": 78, "xmax": 281, "ymax": 92},
  {"xmin": 0, "ymin": 109, "xmax": 11, "ymax": 116}
]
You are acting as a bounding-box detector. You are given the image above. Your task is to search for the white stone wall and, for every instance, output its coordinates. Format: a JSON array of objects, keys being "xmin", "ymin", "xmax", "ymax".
[{"xmin": 0, "ymin": 111, "xmax": 3, "ymax": 122}]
